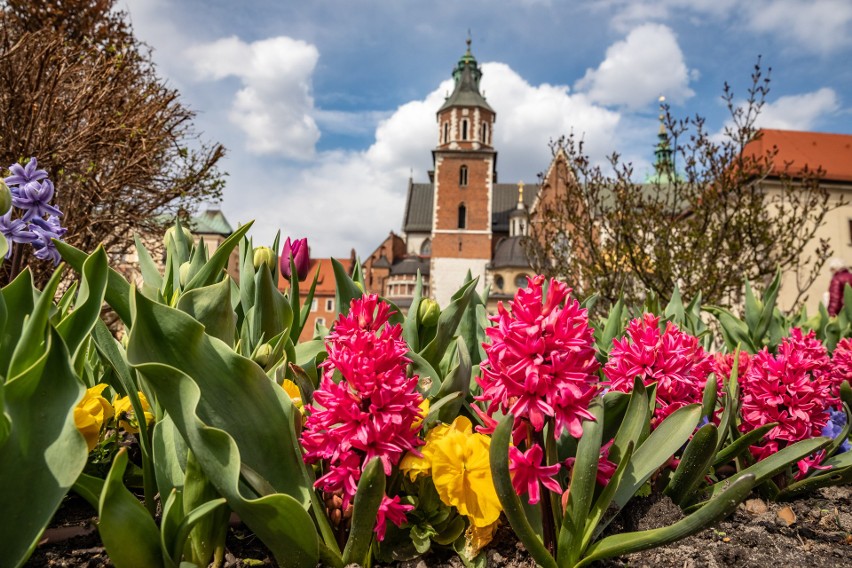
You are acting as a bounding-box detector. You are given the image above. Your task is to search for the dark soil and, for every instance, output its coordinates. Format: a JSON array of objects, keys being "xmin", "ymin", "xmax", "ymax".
[{"xmin": 25, "ymin": 486, "xmax": 852, "ymax": 567}]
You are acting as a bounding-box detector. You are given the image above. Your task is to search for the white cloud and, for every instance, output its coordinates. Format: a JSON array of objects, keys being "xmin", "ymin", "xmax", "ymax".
[
  {"xmin": 186, "ymin": 36, "xmax": 321, "ymax": 160},
  {"xmin": 575, "ymin": 24, "xmax": 694, "ymax": 109},
  {"xmin": 745, "ymin": 0, "xmax": 852, "ymax": 54},
  {"xmin": 756, "ymin": 88, "xmax": 840, "ymax": 130},
  {"xmin": 228, "ymin": 62, "xmax": 623, "ymax": 257}
]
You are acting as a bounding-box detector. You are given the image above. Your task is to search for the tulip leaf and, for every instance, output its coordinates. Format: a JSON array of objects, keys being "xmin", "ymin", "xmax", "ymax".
[
  {"xmin": 576, "ymin": 474, "xmax": 756, "ymax": 567},
  {"xmin": 176, "ymin": 277, "xmax": 237, "ymax": 346},
  {"xmin": 419, "ymin": 277, "xmax": 478, "ymax": 370},
  {"xmin": 8, "ymin": 266, "xmax": 63, "ymax": 381},
  {"xmin": 72, "ymin": 473, "xmax": 105, "ymax": 511},
  {"xmin": 665, "ymin": 423, "xmax": 718, "ymax": 506},
  {"xmin": 490, "ymin": 414, "xmax": 558, "ymax": 568},
  {"xmin": 55, "ymin": 247, "xmax": 108, "ymax": 360},
  {"xmin": 341, "ymin": 458, "xmax": 385, "ymax": 566},
  {"xmin": 184, "ymin": 221, "xmax": 253, "ymax": 292},
  {"xmin": 596, "ymin": 298, "xmax": 624, "ymax": 356},
  {"xmin": 152, "ymin": 415, "xmax": 188, "ymax": 499},
  {"xmin": 403, "ymin": 272, "xmax": 424, "ymax": 351},
  {"xmin": 707, "ymin": 436, "xmax": 831, "ymax": 499},
  {"xmin": 127, "ymin": 290, "xmax": 319, "ymax": 567},
  {"xmin": 436, "ymin": 336, "xmax": 472, "ymax": 422},
  {"xmin": 55, "ymin": 240, "xmax": 133, "ymax": 325},
  {"xmin": 135, "ymin": 234, "xmax": 164, "ymax": 290},
  {"xmin": 0, "ymin": 329, "xmax": 87, "ymax": 568},
  {"xmin": 333, "ymin": 257, "xmax": 362, "ymax": 317},
  {"xmin": 98, "ymin": 448, "xmax": 164, "ymax": 568},
  {"xmin": 0, "ymin": 232, "xmax": 6, "ymax": 263},
  {"xmin": 409, "ymin": 349, "xmax": 442, "ymax": 397}
]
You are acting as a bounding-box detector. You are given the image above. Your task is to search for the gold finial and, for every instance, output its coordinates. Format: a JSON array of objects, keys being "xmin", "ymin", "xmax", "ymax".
[
  {"xmin": 517, "ymin": 181, "xmax": 525, "ymax": 204},
  {"xmin": 466, "ymin": 31, "xmax": 472, "ymax": 54},
  {"xmin": 658, "ymin": 95, "xmax": 666, "ymax": 134}
]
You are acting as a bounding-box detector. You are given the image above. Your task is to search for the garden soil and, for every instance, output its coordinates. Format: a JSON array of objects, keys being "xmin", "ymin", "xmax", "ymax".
[{"xmin": 25, "ymin": 486, "xmax": 852, "ymax": 567}]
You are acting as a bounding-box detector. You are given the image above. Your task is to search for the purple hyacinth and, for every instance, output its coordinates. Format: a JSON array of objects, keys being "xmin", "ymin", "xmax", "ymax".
[
  {"xmin": 4, "ymin": 157, "xmax": 48, "ymax": 188},
  {"xmin": 13, "ymin": 179, "xmax": 63, "ymax": 221},
  {"xmin": 821, "ymin": 407, "xmax": 851, "ymax": 454},
  {"xmin": 0, "ymin": 210, "xmax": 39, "ymax": 257},
  {"xmin": 30, "ymin": 215, "xmax": 66, "ymax": 266}
]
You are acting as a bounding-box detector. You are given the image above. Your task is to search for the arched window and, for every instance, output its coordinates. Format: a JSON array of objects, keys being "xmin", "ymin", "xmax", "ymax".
[
  {"xmin": 420, "ymin": 238, "xmax": 431, "ymax": 256},
  {"xmin": 443, "ymin": 122, "xmax": 449, "ymax": 144},
  {"xmin": 494, "ymin": 275, "xmax": 504, "ymax": 290},
  {"xmin": 459, "ymin": 165, "xmax": 468, "ymax": 187},
  {"xmin": 514, "ymin": 274, "xmax": 529, "ymax": 289},
  {"xmin": 458, "ymin": 203, "xmax": 467, "ymax": 229},
  {"xmin": 481, "ymin": 122, "xmax": 489, "ymax": 144},
  {"xmin": 461, "ymin": 119, "xmax": 469, "ymax": 140}
]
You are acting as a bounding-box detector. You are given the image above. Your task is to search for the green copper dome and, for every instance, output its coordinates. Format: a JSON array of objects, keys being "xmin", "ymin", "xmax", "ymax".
[{"xmin": 438, "ymin": 39, "xmax": 493, "ymax": 114}]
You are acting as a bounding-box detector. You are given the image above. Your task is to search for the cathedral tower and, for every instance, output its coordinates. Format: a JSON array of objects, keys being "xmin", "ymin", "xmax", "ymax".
[{"xmin": 430, "ymin": 39, "xmax": 496, "ymax": 306}]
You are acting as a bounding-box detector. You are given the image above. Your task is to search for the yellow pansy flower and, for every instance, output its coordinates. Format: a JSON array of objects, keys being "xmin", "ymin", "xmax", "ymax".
[
  {"xmin": 281, "ymin": 379, "xmax": 304, "ymax": 412},
  {"xmin": 401, "ymin": 416, "xmax": 502, "ymax": 528},
  {"xmin": 113, "ymin": 392, "xmax": 154, "ymax": 433},
  {"xmin": 74, "ymin": 384, "xmax": 114, "ymax": 452}
]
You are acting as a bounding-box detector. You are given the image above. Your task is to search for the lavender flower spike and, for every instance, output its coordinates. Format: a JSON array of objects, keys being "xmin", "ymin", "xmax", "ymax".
[
  {"xmin": 0, "ymin": 210, "xmax": 39, "ymax": 257},
  {"xmin": 13, "ymin": 179, "xmax": 63, "ymax": 221}
]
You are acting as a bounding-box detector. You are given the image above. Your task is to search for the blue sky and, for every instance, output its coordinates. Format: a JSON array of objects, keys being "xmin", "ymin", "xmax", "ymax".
[{"xmin": 120, "ymin": 0, "xmax": 852, "ymax": 258}]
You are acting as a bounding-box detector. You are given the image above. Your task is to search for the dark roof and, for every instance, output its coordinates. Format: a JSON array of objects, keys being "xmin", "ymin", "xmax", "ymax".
[
  {"xmin": 490, "ymin": 236, "xmax": 531, "ymax": 269},
  {"xmin": 403, "ymin": 182, "xmax": 434, "ymax": 232},
  {"xmin": 492, "ymin": 184, "xmax": 538, "ymax": 233},
  {"xmin": 390, "ymin": 256, "xmax": 430, "ymax": 276},
  {"xmin": 189, "ymin": 209, "xmax": 233, "ymax": 236},
  {"xmin": 372, "ymin": 256, "xmax": 391, "ymax": 269},
  {"xmin": 403, "ymin": 182, "xmax": 539, "ymax": 234}
]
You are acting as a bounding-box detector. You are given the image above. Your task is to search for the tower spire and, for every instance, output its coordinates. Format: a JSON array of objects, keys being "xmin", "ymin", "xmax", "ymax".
[{"xmin": 646, "ymin": 95, "xmax": 680, "ymax": 184}]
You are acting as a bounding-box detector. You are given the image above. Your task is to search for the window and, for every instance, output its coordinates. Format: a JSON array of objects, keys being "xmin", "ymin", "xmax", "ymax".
[
  {"xmin": 420, "ymin": 238, "xmax": 432, "ymax": 256},
  {"xmin": 315, "ymin": 317, "xmax": 326, "ymax": 328},
  {"xmin": 443, "ymin": 121, "xmax": 449, "ymax": 143},
  {"xmin": 458, "ymin": 204, "xmax": 467, "ymax": 229},
  {"xmin": 494, "ymin": 275, "xmax": 504, "ymax": 290},
  {"xmin": 848, "ymin": 219, "xmax": 852, "ymax": 244},
  {"xmin": 311, "ymin": 299, "xmax": 318, "ymax": 312},
  {"xmin": 481, "ymin": 122, "xmax": 488, "ymax": 144},
  {"xmin": 459, "ymin": 165, "xmax": 468, "ymax": 187},
  {"xmin": 461, "ymin": 119, "xmax": 469, "ymax": 140},
  {"xmin": 325, "ymin": 299, "xmax": 334, "ymax": 312},
  {"xmin": 514, "ymin": 274, "xmax": 529, "ymax": 289}
]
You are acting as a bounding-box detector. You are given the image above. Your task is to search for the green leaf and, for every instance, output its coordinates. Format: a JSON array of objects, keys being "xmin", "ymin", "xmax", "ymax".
[
  {"xmin": 135, "ymin": 234, "xmax": 164, "ymax": 290},
  {"xmin": 402, "ymin": 272, "xmax": 425, "ymax": 351},
  {"xmin": 436, "ymin": 336, "xmax": 472, "ymax": 422},
  {"xmin": 559, "ymin": 400, "xmax": 603, "ymax": 567},
  {"xmin": 777, "ymin": 465, "xmax": 852, "ymax": 501},
  {"xmin": 0, "ymin": 232, "xmax": 7, "ymax": 262},
  {"xmin": 755, "ymin": 271, "xmax": 781, "ymax": 341},
  {"xmin": 490, "ymin": 414, "xmax": 558, "ymax": 568},
  {"xmin": 98, "ymin": 448, "xmax": 164, "ymax": 568},
  {"xmin": 610, "ymin": 404, "xmax": 701, "ymax": 514},
  {"xmin": 597, "ymin": 299, "xmax": 624, "ymax": 355},
  {"xmin": 55, "ymin": 247, "xmax": 108, "ymax": 359},
  {"xmin": 55, "ymin": 240, "xmax": 133, "ymax": 325},
  {"xmin": 72, "ymin": 473, "xmax": 105, "ymax": 511},
  {"xmin": 712, "ymin": 423, "xmax": 776, "ymax": 467},
  {"xmin": 8, "ymin": 266, "xmax": 63, "ymax": 381},
  {"xmin": 341, "ymin": 458, "xmax": 385, "ymax": 566},
  {"xmin": 127, "ymin": 290, "xmax": 319, "ymax": 567},
  {"xmin": 176, "ymin": 277, "xmax": 237, "ymax": 346},
  {"xmin": 183, "ymin": 450, "xmax": 228, "ymax": 567},
  {"xmin": 580, "ymin": 442, "xmax": 634, "ymax": 552},
  {"xmin": 576, "ymin": 475, "xmax": 755, "ymax": 567},
  {"xmin": 184, "ymin": 222, "xmax": 253, "ymax": 292},
  {"xmin": 707, "ymin": 437, "xmax": 831, "ymax": 499},
  {"xmin": 700, "ymin": 375, "xmax": 717, "ymax": 423},
  {"xmin": 250, "ymin": 266, "xmax": 292, "ymax": 349},
  {"xmin": 610, "ymin": 378, "xmax": 649, "ymax": 465},
  {"xmin": 332, "ymin": 257, "xmax": 362, "ymax": 317},
  {"xmin": 152, "ymin": 414, "xmax": 188, "ymax": 500},
  {"xmin": 0, "ymin": 328, "xmax": 88, "ymax": 568},
  {"xmin": 665, "ymin": 423, "xmax": 718, "ymax": 506},
  {"xmin": 419, "ymin": 277, "xmax": 478, "ymax": 372},
  {"xmin": 409, "ymin": 350, "xmax": 442, "ymax": 398},
  {"xmin": 703, "ymin": 306, "xmax": 756, "ymax": 353},
  {"xmin": 664, "ymin": 284, "xmax": 685, "ymax": 324}
]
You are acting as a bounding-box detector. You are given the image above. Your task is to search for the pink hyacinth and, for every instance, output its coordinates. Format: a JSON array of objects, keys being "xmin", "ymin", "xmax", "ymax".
[
  {"xmin": 509, "ymin": 444, "xmax": 562, "ymax": 505},
  {"xmin": 604, "ymin": 313, "xmax": 714, "ymax": 427},
  {"xmin": 713, "ymin": 350, "xmax": 752, "ymax": 384},
  {"xmin": 476, "ymin": 275, "xmax": 600, "ymax": 442},
  {"xmin": 739, "ymin": 328, "xmax": 835, "ymax": 462},
  {"xmin": 375, "ymin": 495, "xmax": 414, "ymax": 542},
  {"xmin": 564, "ymin": 439, "xmax": 617, "ymax": 487},
  {"xmin": 831, "ymin": 337, "xmax": 852, "ymax": 395},
  {"xmin": 300, "ymin": 294, "xmax": 423, "ymax": 537}
]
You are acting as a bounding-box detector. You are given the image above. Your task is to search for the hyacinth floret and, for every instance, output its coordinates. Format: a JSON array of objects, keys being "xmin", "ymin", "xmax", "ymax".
[
  {"xmin": 477, "ymin": 274, "xmax": 600, "ymax": 441},
  {"xmin": 300, "ymin": 294, "xmax": 423, "ymax": 539},
  {"xmin": 831, "ymin": 337, "xmax": 852, "ymax": 395},
  {"xmin": 604, "ymin": 313, "xmax": 714, "ymax": 427},
  {"xmin": 740, "ymin": 328, "xmax": 835, "ymax": 461}
]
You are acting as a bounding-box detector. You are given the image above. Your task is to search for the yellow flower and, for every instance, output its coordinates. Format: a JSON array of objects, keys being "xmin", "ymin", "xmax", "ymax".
[
  {"xmin": 464, "ymin": 519, "xmax": 500, "ymax": 557},
  {"xmin": 113, "ymin": 392, "xmax": 153, "ymax": 433},
  {"xmin": 281, "ymin": 379, "xmax": 304, "ymax": 412},
  {"xmin": 74, "ymin": 384, "xmax": 113, "ymax": 452},
  {"xmin": 403, "ymin": 416, "xmax": 502, "ymax": 528},
  {"xmin": 412, "ymin": 398, "xmax": 430, "ymax": 431}
]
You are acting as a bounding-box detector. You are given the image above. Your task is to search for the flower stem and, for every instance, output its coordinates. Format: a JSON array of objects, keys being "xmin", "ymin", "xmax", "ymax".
[{"xmin": 533, "ymin": 428, "xmax": 557, "ymax": 556}]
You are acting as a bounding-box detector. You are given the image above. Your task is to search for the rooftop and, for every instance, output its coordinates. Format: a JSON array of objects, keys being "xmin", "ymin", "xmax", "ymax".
[{"xmin": 745, "ymin": 129, "xmax": 852, "ymax": 182}]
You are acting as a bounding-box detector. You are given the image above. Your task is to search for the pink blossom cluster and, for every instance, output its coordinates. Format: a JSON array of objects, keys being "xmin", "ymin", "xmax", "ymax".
[
  {"xmin": 831, "ymin": 337, "xmax": 852, "ymax": 394},
  {"xmin": 604, "ymin": 314, "xmax": 714, "ymax": 427},
  {"xmin": 740, "ymin": 328, "xmax": 837, "ymax": 462},
  {"xmin": 300, "ymin": 294, "xmax": 422, "ymax": 539},
  {"xmin": 477, "ymin": 275, "xmax": 600, "ymax": 503},
  {"xmin": 713, "ymin": 350, "xmax": 752, "ymax": 384}
]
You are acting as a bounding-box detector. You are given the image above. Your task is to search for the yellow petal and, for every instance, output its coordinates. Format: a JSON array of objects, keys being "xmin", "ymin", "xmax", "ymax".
[
  {"xmin": 400, "ymin": 451, "xmax": 431, "ymax": 481},
  {"xmin": 281, "ymin": 380, "xmax": 303, "ymax": 411},
  {"xmin": 74, "ymin": 407, "xmax": 100, "ymax": 452},
  {"xmin": 464, "ymin": 519, "xmax": 500, "ymax": 557}
]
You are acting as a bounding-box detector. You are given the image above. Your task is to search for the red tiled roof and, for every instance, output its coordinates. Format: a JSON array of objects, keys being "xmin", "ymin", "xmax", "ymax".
[
  {"xmin": 746, "ymin": 129, "xmax": 852, "ymax": 182},
  {"xmin": 278, "ymin": 258, "xmax": 352, "ymax": 295}
]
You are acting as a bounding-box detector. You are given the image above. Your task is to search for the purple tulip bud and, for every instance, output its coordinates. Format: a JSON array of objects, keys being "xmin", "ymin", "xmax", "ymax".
[{"xmin": 280, "ymin": 237, "xmax": 310, "ymax": 281}]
